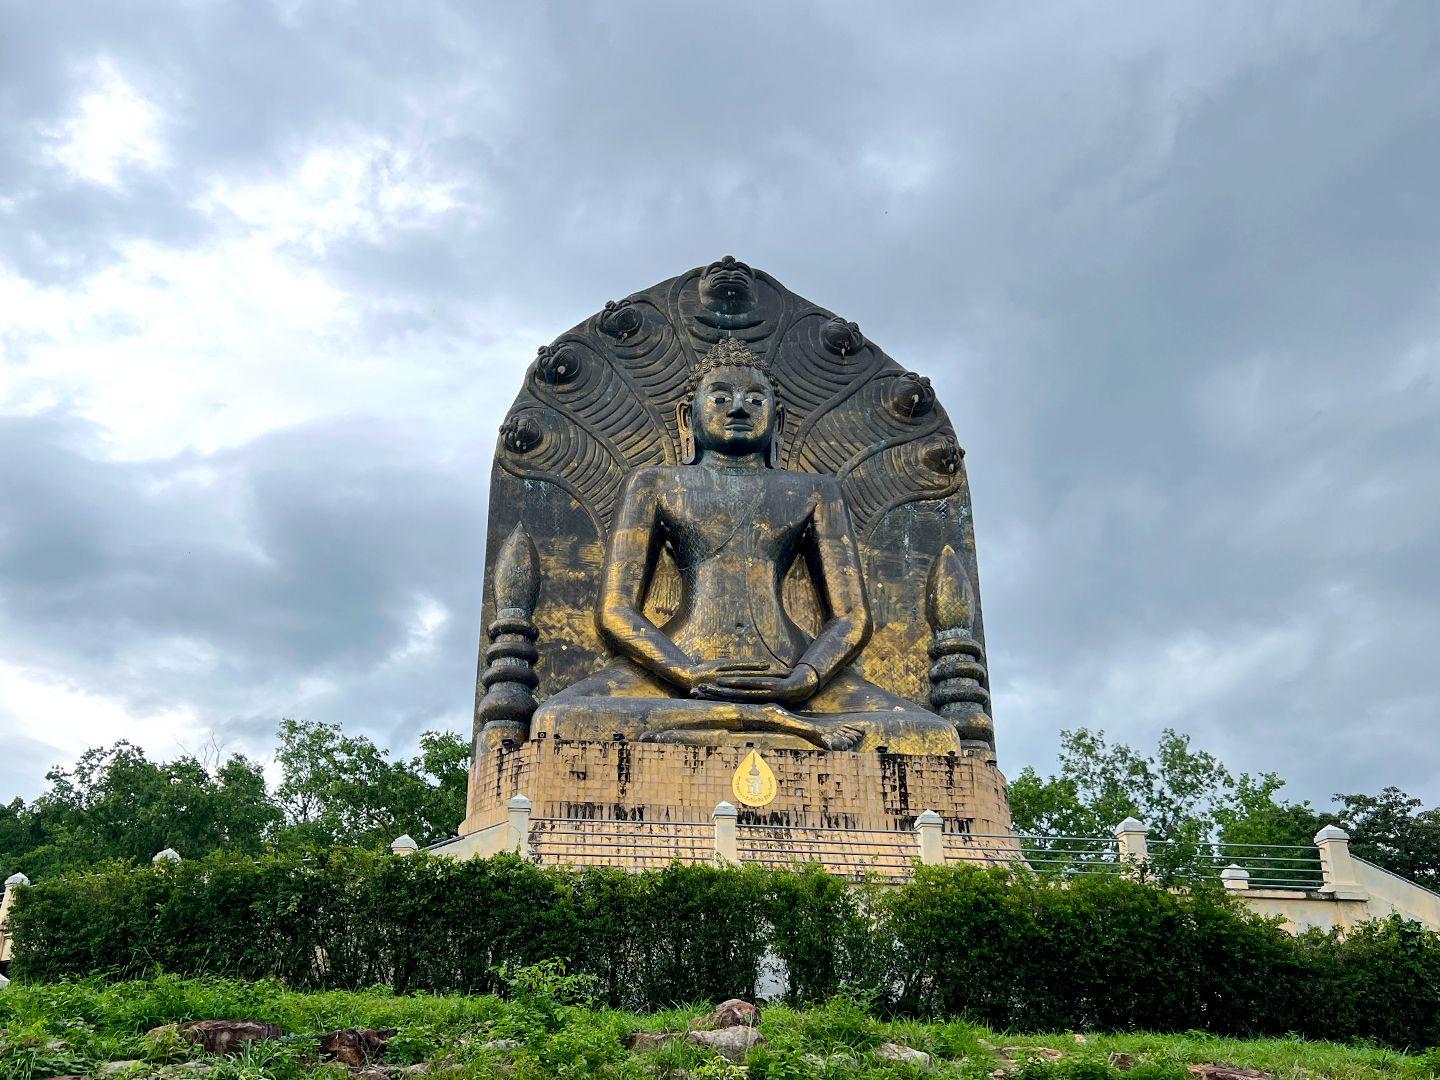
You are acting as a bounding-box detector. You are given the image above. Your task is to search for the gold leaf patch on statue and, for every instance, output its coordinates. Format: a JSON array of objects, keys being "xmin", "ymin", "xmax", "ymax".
[{"xmin": 732, "ymin": 749, "xmax": 778, "ymax": 807}]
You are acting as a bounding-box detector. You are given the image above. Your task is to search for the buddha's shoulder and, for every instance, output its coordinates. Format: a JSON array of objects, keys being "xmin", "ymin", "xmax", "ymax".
[
  {"xmin": 621, "ymin": 465, "xmax": 681, "ymax": 490},
  {"xmin": 621, "ymin": 465, "xmax": 718, "ymax": 497},
  {"xmin": 769, "ymin": 468, "xmax": 842, "ymax": 495},
  {"xmin": 624, "ymin": 465, "xmax": 842, "ymax": 496}
]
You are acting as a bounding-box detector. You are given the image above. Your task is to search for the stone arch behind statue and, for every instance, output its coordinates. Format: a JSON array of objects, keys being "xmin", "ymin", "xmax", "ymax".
[{"xmin": 480, "ymin": 259, "xmax": 986, "ymax": 726}]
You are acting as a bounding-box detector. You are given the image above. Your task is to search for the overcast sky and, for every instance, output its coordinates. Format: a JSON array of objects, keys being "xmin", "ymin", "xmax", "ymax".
[{"xmin": 1, "ymin": 2, "xmax": 1437, "ymax": 814}]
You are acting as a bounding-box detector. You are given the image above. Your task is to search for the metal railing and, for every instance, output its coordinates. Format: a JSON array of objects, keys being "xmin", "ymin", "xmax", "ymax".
[
  {"xmin": 948, "ymin": 833, "xmax": 1118, "ymax": 875},
  {"xmin": 512, "ymin": 802, "xmax": 1336, "ymax": 894},
  {"xmin": 737, "ymin": 821, "xmax": 921, "ymax": 881},
  {"xmin": 529, "ymin": 817, "xmax": 714, "ymax": 867},
  {"xmin": 1148, "ymin": 840, "xmax": 1325, "ymax": 890}
]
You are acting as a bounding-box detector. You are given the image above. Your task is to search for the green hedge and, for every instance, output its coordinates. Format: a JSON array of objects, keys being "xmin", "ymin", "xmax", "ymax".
[{"xmin": 9, "ymin": 853, "xmax": 1440, "ymax": 1048}]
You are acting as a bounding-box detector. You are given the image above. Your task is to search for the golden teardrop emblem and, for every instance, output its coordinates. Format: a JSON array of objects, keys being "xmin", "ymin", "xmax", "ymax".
[{"xmin": 732, "ymin": 749, "xmax": 778, "ymax": 807}]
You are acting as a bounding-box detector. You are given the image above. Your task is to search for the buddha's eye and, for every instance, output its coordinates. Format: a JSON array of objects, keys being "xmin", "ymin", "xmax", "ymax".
[
  {"xmin": 709, "ymin": 393, "xmax": 729, "ymax": 406},
  {"xmin": 745, "ymin": 394, "xmax": 766, "ymax": 407}
]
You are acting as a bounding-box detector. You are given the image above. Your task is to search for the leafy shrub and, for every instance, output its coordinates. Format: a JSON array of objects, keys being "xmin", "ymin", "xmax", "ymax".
[
  {"xmin": 9, "ymin": 854, "xmax": 1440, "ymax": 1048},
  {"xmin": 1299, "ymin": 915, "xmax": 1440, "ymax": 1050}
]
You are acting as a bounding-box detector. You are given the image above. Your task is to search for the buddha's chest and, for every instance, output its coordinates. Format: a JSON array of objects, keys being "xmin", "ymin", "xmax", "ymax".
[{"xmin": 656, "ymin": 480, "xmax": 814, "ymax": 559}]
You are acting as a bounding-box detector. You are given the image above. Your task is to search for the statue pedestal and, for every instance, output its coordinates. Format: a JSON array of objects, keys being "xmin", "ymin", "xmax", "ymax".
[{"xmin": 438, "ymin": 738, "xmax": 1014, "ymax": 875}]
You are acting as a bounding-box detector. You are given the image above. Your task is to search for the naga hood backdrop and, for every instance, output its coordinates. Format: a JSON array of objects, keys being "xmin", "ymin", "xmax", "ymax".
[{"xmin": 1, "ymin": 2, "xmax": 1438, "ymax": 805}]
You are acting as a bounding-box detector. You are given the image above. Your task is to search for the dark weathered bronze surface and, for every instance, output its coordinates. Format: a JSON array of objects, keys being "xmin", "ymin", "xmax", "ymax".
[
  {"xmin": 475, "ymin": 259, "xmax": 993, "ymax": 757},
  {"xmin": 925, "ymin": 545, "xmax": 994, "ymax": 748},
  {"xmin": 474, "ymin": 524, "xmax": 540, "ymax": 755}
]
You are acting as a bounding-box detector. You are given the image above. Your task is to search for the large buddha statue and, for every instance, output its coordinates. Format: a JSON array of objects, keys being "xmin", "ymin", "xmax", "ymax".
[
  {"xmin": 530, "ymin": 338, "xmax": 959, "ymax": 753},
  {"xmin": 471, "ymin": 257, "xmax": 995, "ymax": 764}
]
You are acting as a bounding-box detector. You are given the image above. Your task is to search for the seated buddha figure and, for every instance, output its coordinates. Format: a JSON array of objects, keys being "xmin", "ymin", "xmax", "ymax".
[{"xmin": 531, "ymin": 338, "xmax": 961, "ymax": 754}]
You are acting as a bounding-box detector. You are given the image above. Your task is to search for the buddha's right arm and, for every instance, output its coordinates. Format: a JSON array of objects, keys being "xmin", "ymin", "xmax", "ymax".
[{"xmin": 596, "ymin": 471, "xmax": 696, "ymax": 688}]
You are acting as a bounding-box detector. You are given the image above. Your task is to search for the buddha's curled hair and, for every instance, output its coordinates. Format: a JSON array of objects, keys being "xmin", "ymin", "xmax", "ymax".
[{"xmin": 685, "ymin": 337, "xmax": 781, "ymax": 395}]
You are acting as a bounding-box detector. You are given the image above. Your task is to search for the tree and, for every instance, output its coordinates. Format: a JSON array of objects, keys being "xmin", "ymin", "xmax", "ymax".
[
  {"xmin": 1009, "ymin": 728, "xmax": 1328, "ymax": 879},
  {"xmin": 0, "ymin": 797, "xmax": 40, "ymax": 870},
  {"xmin": 2, "ymin": 741, "xmax": 280, "ymax": 879},
  {"xmin": 1009, "ymin": 727, "xmax": 1238, "ymax": 842},
  {"xmin": 1213, "ymin": 772, "xmax": 1325, "ymax": 848},
  {"xmin": 1, "ymin": 723, "xmax": 468, "ymax": 877},
  {"xmin": 1333, "ymin": 787, "xmax": 1440, "ymax": 891},
  {"xmin": 272, "ymin": 719, "xmax": 467, "ymax": 851}
]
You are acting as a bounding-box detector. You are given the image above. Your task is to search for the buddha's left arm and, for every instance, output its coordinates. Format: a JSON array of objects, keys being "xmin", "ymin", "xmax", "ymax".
[{"xmin": 797, "ymin": 478, "xmax": 874, "ymax": 688}]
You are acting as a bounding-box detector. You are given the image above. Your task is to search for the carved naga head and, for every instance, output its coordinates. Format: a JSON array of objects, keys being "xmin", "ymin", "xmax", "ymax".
[
  {"xmin": 677, "ymin": 337, "xmax": 784, "ymax": 468},
  {"xmin": 698, "ymin": 255, "xmax": 757, "ymax": 315},
  {"xmin": 887, "ymin": 372, "xmax": 936, "ymax": 420}
]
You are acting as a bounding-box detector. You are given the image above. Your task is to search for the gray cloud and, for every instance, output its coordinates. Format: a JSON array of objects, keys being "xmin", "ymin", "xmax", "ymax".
[
  {"xmin": 1, "ymin": 0, "xmax": 1437, "ymax": 809},
  {"xmin": 0, "ymin": 411, "xmax": 486, "ymax": 775}
]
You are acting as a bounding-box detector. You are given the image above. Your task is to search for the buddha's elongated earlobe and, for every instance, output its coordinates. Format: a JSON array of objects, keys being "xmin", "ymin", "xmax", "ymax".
[
  {"xmin": 677, "ymin": 400, "xmax": 698, "ymax": 464},
  {"xmin": 767, "ymin": 404, "xmax": 786, "ymax": 469}
]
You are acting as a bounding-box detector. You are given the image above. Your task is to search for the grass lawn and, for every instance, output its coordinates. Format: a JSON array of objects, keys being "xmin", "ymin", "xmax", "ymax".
[{"xmin": 1, "ymin": 975, "xmax": 1435, "ymax": 1080}]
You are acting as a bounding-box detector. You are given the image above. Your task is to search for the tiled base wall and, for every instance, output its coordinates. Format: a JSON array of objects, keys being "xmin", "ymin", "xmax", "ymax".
[{"xmin": 462, "ymin": 738, "xmax": 1012, "ymax": 839}]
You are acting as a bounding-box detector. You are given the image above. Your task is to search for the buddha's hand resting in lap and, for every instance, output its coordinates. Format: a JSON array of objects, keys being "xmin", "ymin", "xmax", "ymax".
[
  {"xmin": 690, "ymin": 662, "xmax": 821, "ymax": 707},
  {"xmin": 669, "ymin": 659, "xmax": 773, "ymax": 695}
]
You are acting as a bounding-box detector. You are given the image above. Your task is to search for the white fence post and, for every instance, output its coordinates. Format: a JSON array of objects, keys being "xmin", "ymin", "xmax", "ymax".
[
  {"xmin": 507, "ymin": 795, "xmax": 532, "ymax": 857},
  {"xmin": 915, "ymin": 810, "xmax": 945, "ymax": 866},
  {"xmin": 1220, "ymin": 864, "xmax": 1251, "ymax": 891},
  {"xmin": 1114, "ymin": 817, "xmax": 1149, "ymax": 877},
  {"xmin": 1, "ymin": 872, "xmax": 31, "ymax": 978},
  {"xmin": 713, "ymin": 801, "xmax": 739, "ymax": 864},
  {"xmin": 1315, "ymin": 825, "xmax": 1367, "ymax": 899}
]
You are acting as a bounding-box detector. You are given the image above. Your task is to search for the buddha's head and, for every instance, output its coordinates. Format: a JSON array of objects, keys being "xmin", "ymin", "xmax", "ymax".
[{"xmin": 679, "ymin": 338, "xmax": 783, "ymax": 466}]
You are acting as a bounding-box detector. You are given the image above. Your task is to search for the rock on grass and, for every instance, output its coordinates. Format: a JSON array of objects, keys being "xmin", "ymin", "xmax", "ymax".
[
  {"xmin": 689, "ymin": 1026, "xmax": 765, "ymax": 1063},
  {"xmin": 148, "ymin": 1020, "xmax": 285, "ymax": 1056},
  {"xmin": 700, "ymin": 999, "xmax": 761, "ymax": 1030},
  {"xmin": 1001, "ymin": 1046, "xmax": 1064, "ymax": 1062},
  {"xmin": 318, "ymin": 1027, "xmax": 396, "ymax": 1067},
  {"xmin": 875, "ymin": 1042, "xmax": 932, "ymax": 1066},
  {"xmin": 628, "ymin": 1030, "xmax": 684, "ymax": 1051},
  {"xmin": 1188, "ymin": 1065, "xmax": 1276, "ymax": 1080}
]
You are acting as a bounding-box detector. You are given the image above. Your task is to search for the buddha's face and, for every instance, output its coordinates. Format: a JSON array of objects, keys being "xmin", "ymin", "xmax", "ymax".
[{"xmin": 692, "ymin": 365, "xmax": 776, "ymax": 458}]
